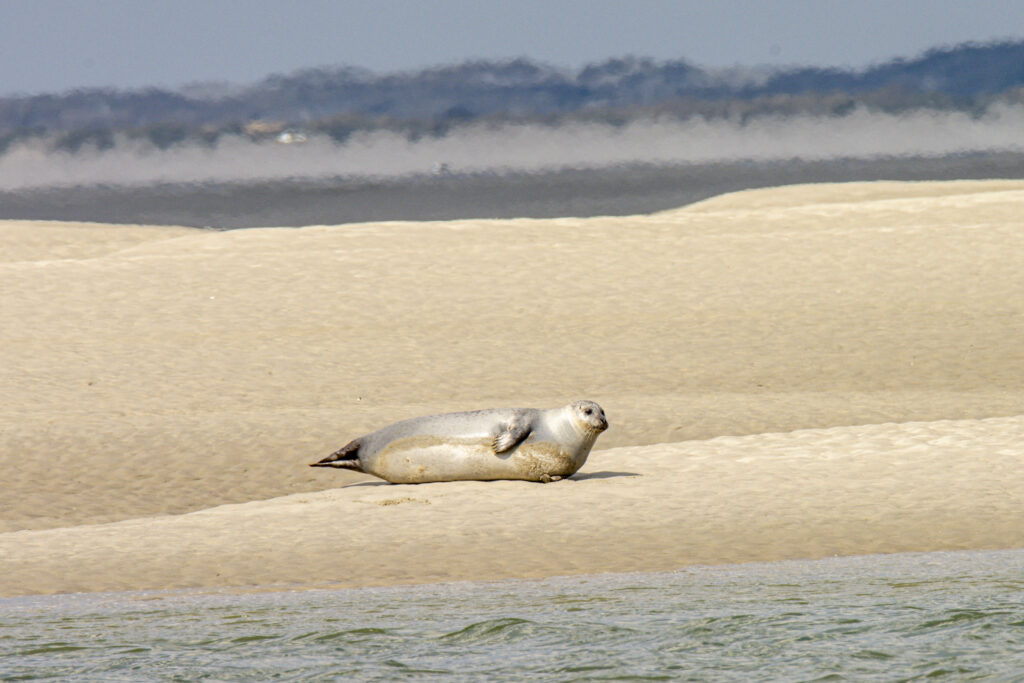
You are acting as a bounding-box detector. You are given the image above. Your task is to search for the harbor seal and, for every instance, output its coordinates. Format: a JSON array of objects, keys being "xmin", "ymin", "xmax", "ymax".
[{"xmin": 310, "ymin": 400, "xmax": 608, "ymax": 484}]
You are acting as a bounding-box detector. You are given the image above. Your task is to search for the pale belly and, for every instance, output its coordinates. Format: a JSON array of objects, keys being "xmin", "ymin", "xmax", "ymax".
[{"xmin": 365, "ymin": 435, "xmax": 584, "ymax": 484}]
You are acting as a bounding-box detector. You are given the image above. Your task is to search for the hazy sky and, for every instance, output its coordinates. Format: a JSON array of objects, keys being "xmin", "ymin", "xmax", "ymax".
[{"xmin": 2, "ymin": 0, "xmax": 1024, "ymax": 96}]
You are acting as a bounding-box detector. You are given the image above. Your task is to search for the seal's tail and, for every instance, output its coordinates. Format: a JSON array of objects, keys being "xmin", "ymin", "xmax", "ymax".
[{"xmin": 309, "ymin": 439, "xmax": 363, "ymax": 471}]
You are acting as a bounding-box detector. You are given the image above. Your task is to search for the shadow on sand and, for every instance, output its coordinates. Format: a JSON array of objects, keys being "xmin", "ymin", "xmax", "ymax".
[
  {"xmin": 570, "ymin": 471, "xmax": 640, "ymax": 481},
  {"xmin": 340, "ymin": 470, "xmax": 640, "ymax": 487}
]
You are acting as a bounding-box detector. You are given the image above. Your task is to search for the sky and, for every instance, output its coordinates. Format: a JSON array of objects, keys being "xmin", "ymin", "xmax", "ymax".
[{"xmin": 1, "ymin": 0, "xmax": 1024, "ymax": 96}]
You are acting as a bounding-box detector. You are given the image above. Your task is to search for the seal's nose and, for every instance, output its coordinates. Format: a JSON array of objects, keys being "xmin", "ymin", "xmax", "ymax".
[{"xmin": 596, "ymin": 414, "xmax": 609, "ymax": 431}]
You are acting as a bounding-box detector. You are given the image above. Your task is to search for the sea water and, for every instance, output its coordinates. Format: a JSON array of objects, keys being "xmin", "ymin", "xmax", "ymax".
[{"xmin": 2, "ymin": 549, "xmax": 1023, "ymax": 681}]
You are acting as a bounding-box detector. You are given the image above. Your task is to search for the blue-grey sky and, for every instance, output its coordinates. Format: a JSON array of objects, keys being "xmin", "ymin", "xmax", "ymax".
[{"xmin": 2, "ymin": 0, "xmax": 1024, "ymax": 96}]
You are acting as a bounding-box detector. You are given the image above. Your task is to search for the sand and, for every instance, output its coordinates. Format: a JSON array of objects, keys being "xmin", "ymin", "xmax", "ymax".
[{"xmin": 2, "ymin": 179, "xmax": 1023, "ymax": 596}]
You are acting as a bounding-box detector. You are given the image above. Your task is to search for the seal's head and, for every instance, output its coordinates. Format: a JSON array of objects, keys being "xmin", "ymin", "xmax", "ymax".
[{"xmin": 570, "ymin": 400, "xmax": 608, "ymax": 434}]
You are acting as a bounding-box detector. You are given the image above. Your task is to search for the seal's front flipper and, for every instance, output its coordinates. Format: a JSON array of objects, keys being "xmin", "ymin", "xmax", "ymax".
[
  {"xmin": 310, "ymin": 439, "xmax": 364, "ymax": 471},
  {"xmin": 492, "ymin": 417, "xmax": 531, "ymax": 454}
]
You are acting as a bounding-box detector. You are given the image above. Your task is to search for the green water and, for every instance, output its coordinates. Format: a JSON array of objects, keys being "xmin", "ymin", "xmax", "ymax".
[{"xmin": 3, "ymin": 549, "xmax": 1023, "ymax": 681}]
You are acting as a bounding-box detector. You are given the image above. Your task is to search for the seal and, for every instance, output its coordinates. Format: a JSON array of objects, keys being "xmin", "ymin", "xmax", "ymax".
[{"xmin": 310, "ymin": 400, "xmax": 608, "ymax": 483}]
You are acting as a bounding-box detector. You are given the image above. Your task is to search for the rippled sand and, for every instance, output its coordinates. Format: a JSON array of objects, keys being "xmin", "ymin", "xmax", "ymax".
[{"xmin": 2, "ymin": 179, "xmax": 1023, "ymax": 596}]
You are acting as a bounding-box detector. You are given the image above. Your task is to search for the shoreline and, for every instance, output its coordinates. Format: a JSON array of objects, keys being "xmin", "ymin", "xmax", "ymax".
[{"xmin": 6, "ymin": 546, "xmax": 1024, "ymax": 606}]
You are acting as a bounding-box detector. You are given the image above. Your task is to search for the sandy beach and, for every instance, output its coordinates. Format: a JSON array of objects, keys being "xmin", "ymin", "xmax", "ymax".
[{"xmin": 2, "ymin": 179, "xmax": 1023, "ymax": 596}]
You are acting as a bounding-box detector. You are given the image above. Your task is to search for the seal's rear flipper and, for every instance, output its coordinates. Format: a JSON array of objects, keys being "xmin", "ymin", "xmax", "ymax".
[
  {"xmin": 310, "ymin": 439, "xmax": 363, "ymax": 471},
  {"xmin": 310, "ymin": 460, "xmax": 363, "ymax": 470}
]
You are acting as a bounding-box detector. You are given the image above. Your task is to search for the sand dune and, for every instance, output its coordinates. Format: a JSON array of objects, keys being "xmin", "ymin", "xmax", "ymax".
[{"xmin": 2, "ymin": 179, "xmax": 1023, "ymax": 595}]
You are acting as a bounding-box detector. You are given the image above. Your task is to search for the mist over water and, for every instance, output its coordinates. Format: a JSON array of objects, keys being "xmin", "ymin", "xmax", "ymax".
[{"xmin": 4, "ymin": 106, "xmax": 1024, "ymax": 191}]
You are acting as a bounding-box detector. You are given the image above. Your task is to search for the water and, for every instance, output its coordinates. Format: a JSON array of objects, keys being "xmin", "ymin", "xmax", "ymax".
[
  {"xmin": 3, "ymin": 549, "xmax": 1023, "ymax": 681},
  {"xmin": 3, "ymin": 153, "xmax": 1024, "ymax": 229}
]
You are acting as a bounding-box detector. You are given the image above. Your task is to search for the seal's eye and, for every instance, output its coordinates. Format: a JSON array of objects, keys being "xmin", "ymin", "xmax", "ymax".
[{"xmin": 584, "ymin": 408, "xmax": 592, "ymax": 415}]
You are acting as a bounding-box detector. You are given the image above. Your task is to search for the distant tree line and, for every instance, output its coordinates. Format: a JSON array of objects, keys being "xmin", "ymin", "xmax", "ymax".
[{"xmin": 1, "ymin": 40, "xmax": 1023, "ymax": 155}]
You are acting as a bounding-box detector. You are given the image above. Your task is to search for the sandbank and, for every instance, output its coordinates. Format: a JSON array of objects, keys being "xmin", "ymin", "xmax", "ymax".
[{"xmin": 2, "ymin": 179, "xmax": 1023, "ymax": 596}]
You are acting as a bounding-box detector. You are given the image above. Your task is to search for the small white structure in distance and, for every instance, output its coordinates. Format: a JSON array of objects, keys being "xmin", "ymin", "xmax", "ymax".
[{"xmin": 277, "ymin": 130, "xmax": 308, "ymax": 144}]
